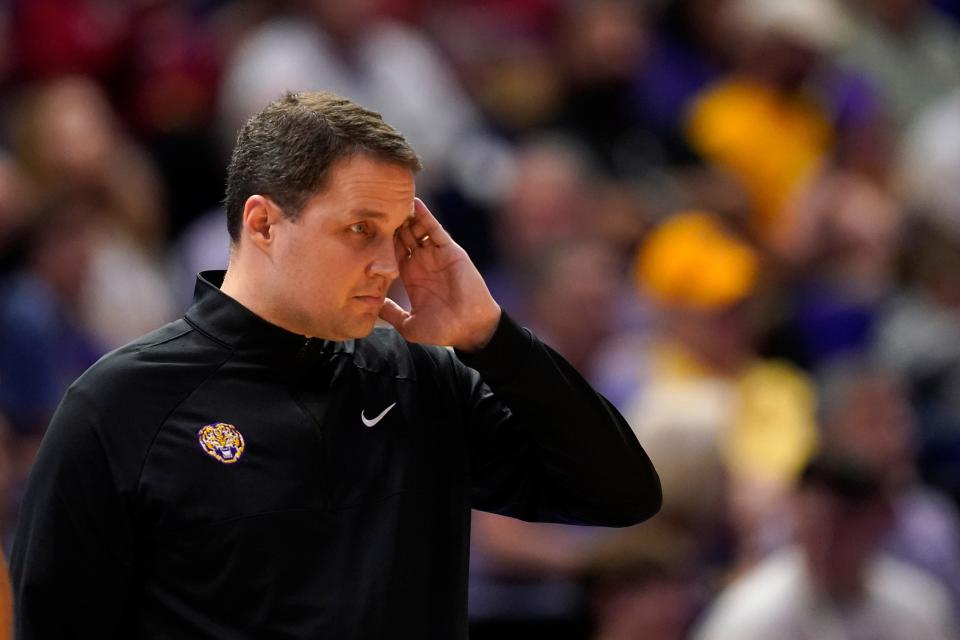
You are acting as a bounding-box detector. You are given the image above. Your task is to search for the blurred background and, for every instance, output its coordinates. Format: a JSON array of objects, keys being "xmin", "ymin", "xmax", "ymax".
[{"xmin": 0, "ymin": 0, "xmax": 959, "ymax": 637}]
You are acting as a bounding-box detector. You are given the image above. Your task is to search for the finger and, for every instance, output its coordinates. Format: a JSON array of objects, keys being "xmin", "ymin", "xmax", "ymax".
[
  {"xmin": 394, "ymin": 225, "xmax": 414, "ymax": 261},
  {"xmin": 398, "ymin": 222, "xmax": 420, "ymax": 257},
  {"xmin": 409, "ymin": 198, "xmax": 452, "ymax": 248},
  {"xmin": 378, "ymin": 297, "xmax": 411, "ymax": 329}
]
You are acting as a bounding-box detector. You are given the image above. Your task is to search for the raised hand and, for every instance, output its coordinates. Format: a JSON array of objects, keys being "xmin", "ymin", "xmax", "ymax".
[{"xmin": 379, "ymin": 198, "xmax": 501, "ymax": 352}]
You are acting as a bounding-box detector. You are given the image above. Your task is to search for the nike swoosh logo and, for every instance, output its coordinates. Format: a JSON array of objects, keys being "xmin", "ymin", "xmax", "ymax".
[{"xmin": 361, "ymin": 402, "xmax": 397, "ymax": 427}]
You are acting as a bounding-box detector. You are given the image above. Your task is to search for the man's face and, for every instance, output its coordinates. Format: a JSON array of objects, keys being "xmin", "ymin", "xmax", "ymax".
[
  {"xmin": 794, "ymin": 488, "xmax": 892, "ymax": 600},
  {"xmin": 266, "ymin": 154, "xmax": 414, "ymax": 340}
]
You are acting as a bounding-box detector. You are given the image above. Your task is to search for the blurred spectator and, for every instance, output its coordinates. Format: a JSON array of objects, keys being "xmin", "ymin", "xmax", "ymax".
[
  {"xmin": 767, "ymin": 170, "xmax": 903, "ymax": 371},
  {"xmin": 78, "ymin": 213, "xmax": 176, "ymax": 349},
  {"xmin": 871, "ymin": 221, "xmax": 960, "ymax": 503},
  {"xmin": 776, "ymin": 171, "xmax": 902, "ymax": 285},
  {"xmin": 551, "ymin": 0, "xmax": 658, "ymax": 176},
  {"xmin": 683, "ymin": 0, "xmax": 859, "ymax": 246},
  {"xmin": 483, "ymin": 137, "xmax": 593, "ymax": 315},
  {"xmin": 523, "ymin": 238, "xmax": 630, "ymax": 376},
  {"xmin": 9, "ymin": 77, "xmax": 175, "ymax": 348},
  {"xmin": 840, "ymin": 0, "xmax": 960, "ymax": 130},
  {"xmin": 10, "ymin": 76, "xmax": 166, "ymax": 251},
  {"xmin": 218, "ymin": 0, "xmax": 509, "ymax": 202},
  {"xmin": 0, "ymin": 203, "xmax": 102, "ymax": 438},
  {"xmin": 600, "ymin": 211, "xmax": 818, "ymax": 568},
  {"xmin": 586, "ymin": 180, "xmax": 652, "ymax": 257},
  {"xmin": 123, "ymin": 0, "xmax": 226, "ymax": 237},
  {"xmin": 423, "ymin": 0, "xmax": 563, "ymax": 133},
  {"xmin": 633, "ymin": 0, "xmax": 736, "ymax": 163},
  {"xmin": 819, "ymin": 370, "xmax": 960, "ymax": 614},
  {"xmin": 902, "ymin": 86, "xmax": 960, "ymax": 237},
  {"xmin": 694, "ymin": 453, "xmax": 956, "ymax": 640},
  {"xmin": 582, "ymin": 523, "xmax": 696, "ymax": 640}
]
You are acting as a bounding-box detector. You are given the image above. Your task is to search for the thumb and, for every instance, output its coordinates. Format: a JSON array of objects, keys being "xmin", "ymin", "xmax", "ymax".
[{"xmin": 378, "ymin": 297, "xmax": 411, "ymax": 331}]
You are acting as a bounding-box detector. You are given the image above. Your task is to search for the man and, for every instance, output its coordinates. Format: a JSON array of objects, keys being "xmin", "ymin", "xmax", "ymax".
[
  {"xmin": 694, "ymin": 453, "xmax": 955, "ymax": 640},
  {"xmin": 11, "ymin": 92, "xmax": 661, "ymax": 638}
]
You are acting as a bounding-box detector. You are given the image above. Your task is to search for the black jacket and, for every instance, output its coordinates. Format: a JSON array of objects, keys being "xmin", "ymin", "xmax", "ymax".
[{"xmin": 12, "ymin": 270, "xmax": 660, "ymax": 639}]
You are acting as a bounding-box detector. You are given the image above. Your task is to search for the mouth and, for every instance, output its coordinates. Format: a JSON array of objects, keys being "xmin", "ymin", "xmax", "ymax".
[{"xmin": 352, "ymin": 295, "xmax": 385, "ymax": 310}]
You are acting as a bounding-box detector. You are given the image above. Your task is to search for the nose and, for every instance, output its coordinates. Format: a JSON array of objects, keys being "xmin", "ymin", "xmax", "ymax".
[{"xmin": 367, "ymin": 235, "xmax": 400, "ymax": 281}]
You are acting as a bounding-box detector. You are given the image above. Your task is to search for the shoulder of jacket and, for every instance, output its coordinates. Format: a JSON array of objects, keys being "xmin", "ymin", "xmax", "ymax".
[{"xmin": 72, "ymin": 318, "xmax": 232, "ymax": 415}]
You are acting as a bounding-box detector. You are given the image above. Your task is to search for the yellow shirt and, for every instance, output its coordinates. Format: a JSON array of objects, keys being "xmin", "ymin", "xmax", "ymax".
[
  {"xmin": 685, "ymin": 77, "xmax": 832, "ymax": 241},
  {"xmin": 632, "ymin": 341, "xmax": 818, "ymax": 488}
]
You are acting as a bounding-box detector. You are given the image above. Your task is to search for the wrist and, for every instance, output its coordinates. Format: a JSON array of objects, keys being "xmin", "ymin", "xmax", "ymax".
[
  {"xmin": 454, "ymin": 311, "xmax": 532, "ymax": 384},
  {"xmin": 453, "ymin": 304, "xmax": 501, "ymax": 353}
]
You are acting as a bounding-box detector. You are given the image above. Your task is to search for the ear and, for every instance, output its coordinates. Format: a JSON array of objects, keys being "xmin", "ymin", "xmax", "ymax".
[{"xmin": 241, "ymin": 195, "xmax": 283, "ymax": 253}]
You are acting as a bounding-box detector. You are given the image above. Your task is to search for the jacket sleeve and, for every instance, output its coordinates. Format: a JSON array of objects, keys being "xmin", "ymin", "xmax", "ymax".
[
  {"xmin": 10, "ymin": 387, "xmax": 135, "ymax": 638},
  {"xmin": 454, "ymin": 313, "xmax": 661, "ymax": 526}
]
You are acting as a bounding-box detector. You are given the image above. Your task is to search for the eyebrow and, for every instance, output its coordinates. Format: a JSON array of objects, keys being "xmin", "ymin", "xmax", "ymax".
[{"xmin": 349, "ymin": 208, "xmax": 389, "ymax": 220}]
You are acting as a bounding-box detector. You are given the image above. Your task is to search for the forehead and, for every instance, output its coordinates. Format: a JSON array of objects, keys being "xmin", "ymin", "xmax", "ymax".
[{"xmin": 310, "ymin": 154, "xmax": 415, "ymax": 223}]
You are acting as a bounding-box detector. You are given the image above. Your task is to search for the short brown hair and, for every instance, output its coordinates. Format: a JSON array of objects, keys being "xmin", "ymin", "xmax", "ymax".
[{"xmin": 224, "ymin": 91, "xmax": 422, "ymax": 242}]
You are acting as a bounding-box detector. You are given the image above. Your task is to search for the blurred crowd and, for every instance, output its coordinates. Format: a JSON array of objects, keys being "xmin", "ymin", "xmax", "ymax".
[{"xmin": 0, "ymin": 0, "xmax": 959, "ymax": 637}]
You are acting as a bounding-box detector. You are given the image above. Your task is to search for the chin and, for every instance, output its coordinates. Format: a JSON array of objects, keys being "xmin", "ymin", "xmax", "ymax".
[{"xmin": 340, "ymin": 317, "xmax": 379, "ymax": 340}]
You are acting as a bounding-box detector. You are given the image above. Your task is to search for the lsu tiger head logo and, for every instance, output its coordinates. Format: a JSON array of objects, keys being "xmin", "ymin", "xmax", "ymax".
[{"xmin": 198, "ymin": 423, "xmax": 245, "ymax": 464}]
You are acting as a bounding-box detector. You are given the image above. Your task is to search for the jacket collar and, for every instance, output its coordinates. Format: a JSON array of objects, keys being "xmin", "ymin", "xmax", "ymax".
[{"xmin": 184, "ymin": 270, "xmax": 352, "ymax": 366}]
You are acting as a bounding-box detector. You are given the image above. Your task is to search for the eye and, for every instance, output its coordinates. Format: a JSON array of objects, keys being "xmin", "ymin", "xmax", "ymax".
[{"xmin": 348, "ymin": 222, "xmax": 369, "ymax": 235}]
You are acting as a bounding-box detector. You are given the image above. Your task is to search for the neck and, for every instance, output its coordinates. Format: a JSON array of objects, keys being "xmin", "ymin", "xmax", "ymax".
[
  {"xmin": 220, "ymin": 257, "xmax": 303, "ymax": 337},
  {"xmin": 220, "ymin": 257, "xmax": 254, "ymax": 310}
]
